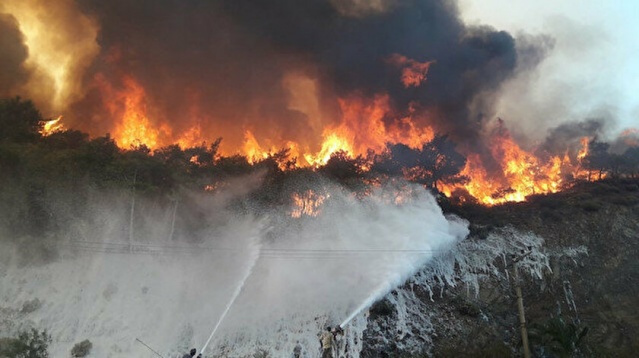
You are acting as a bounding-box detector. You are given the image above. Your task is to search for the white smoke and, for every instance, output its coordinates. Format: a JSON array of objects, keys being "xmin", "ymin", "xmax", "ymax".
[{"xmin": 0, "ymin": 181, "xmax": 468, "ymax": 357}]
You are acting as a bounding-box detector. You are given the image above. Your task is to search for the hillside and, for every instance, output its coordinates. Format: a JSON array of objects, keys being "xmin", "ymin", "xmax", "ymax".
[
  {"xmin": 1, "ymin": 176, "xmax": 637, "ymax": 357},
  {"xmin": 362, "ymin": 178, "xmax": 639, "ymax": 357}
]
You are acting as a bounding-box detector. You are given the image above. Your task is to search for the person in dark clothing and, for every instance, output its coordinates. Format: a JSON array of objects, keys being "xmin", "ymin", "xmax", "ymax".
[{"xmin": 182, "ymin": 348, "xmax": 201, "ymax": 358}]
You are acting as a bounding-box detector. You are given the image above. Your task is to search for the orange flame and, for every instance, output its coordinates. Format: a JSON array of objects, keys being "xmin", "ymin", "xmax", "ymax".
[
  {"xmin": 82, "ymin": 67, "xmax": 610, "ymax": 207},
  {"xmin": 290, "ymin": 190, "xmax": 328, "ymax": 218},
  {"xmin": 111, "ymin": 76, "xmax": 161, "ymax": 149},
  {"xmin": 304, "ymin": 132, "xmax": 354, "ymax": 166},
  {"xmin": 40, "ymin": 116, "xmax": 64, "ymax": 136},
  {"xmin": 95, "ymin": 74, "xmax": 171, "ymax": 149},
  {"xmin": 619, "ymin": 128, "xmax": 639, "ymax": 147},
  {"xmin": 387, "ymin": 54, "xmax": 435, "ymax": 88},
  {"xmin": 239, "ymin": 94, "xmax": 434, "ymax": 167},
  {"xmin": 441, "ymin": 127, "xmax": 591, "ymax": 205},
  {"xmin": 576, "ymin": 137, "xmax": 589, "ymax": 161}
]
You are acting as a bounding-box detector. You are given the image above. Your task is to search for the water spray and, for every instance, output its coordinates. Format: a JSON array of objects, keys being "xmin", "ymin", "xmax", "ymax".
[
  {"xmin": 200, "ymin": 239, "xmax": 261, "ymax": 353},
  {"xmin": 340, "ymin": 280, "xmax": 392, "ymax": 328}
]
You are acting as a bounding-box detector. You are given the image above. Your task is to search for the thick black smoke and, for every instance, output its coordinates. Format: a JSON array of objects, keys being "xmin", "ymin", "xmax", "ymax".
[
  {"xmin": 219, "ymin": 0, "xmax": 518, "ymax": 143},
  {"xmin": 541, "ymin": 119, "xmax": 605, "ymax": 156},
  {"xmin": 0, "ymin": 13, "xmax": 29, "ymax": 96},
  {"xmin": 2, "ymin": 0, "xmax": 527, "ymax": 155}
]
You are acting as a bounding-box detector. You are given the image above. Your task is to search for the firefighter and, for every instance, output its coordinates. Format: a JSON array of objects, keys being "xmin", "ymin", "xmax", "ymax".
[{"xmin": 319, "ymin": 327, "xmax": 335, "ymax": 358}]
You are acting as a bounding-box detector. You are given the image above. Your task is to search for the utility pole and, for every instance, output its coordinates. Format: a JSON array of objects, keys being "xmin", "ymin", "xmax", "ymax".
[
  {"xmin": 513, "ymin": 262, "xmax": 531, "ymax": 358},
  {"xmin": 168, "ymin": 198, "xmax": 178, "ymax": 241},
  {"xmin": 129, "ymin": 170, "xmax": 137, "ymax": 253}
]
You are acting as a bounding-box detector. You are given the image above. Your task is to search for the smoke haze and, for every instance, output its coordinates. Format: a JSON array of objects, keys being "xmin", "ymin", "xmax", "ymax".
[{"xmin": 0, "ymin": 180, "xmax": 467, "ymax": 357}]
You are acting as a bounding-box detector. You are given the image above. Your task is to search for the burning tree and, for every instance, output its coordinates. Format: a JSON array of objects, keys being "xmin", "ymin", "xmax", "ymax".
[
  {"xmin": 372, "ymin": 134, "xmax": 467, "ymax": 191},
  {"xmin": 581, "ymin": 140, "xmax": 610, "ymax": 181}
]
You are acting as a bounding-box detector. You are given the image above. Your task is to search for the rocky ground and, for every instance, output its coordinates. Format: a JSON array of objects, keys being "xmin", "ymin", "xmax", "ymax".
[{"xmin": 362, "ymin": 178, "xmax": 639, "ymax": 357}]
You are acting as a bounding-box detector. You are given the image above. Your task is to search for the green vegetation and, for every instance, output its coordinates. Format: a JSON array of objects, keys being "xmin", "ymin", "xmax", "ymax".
[
  {"xmin": 583, "ymin": 140, "xmax": 639, "ymax": 180},
  {"xmin": 432, "ymin": 339, "xmax": 511, "ymax": 357},
  {"xmin": 0, "ymin": 329, "xmax": 51, "ymax": 358},
  {"xmin": 529, "ymin": 316, "xmax": 588, "ymax": 358},
  {"xmin": 0, "ymin": 96, "xmax": 637, "ymax": 261},
  {"xmin": 0, "ymin": 97, "xmax": 470, "ymax": 244}
]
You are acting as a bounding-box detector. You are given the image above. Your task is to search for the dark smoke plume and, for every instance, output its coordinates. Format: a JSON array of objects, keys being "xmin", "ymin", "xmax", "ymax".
[
  {"xmin": 1, "ymin": 0, "xmax": 536, "ymax": 156},
  {"xmin": 0, "ymin": 13, "xmax": 29, "ymax": 96},
  {"xmin": 541, "ymin": 119, "xmax": 605, "ymax": 155}
]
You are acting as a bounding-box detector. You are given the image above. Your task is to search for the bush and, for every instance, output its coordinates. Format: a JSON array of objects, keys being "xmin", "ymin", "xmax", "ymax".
[
  {"xmin": 581, "ymin": 200, "xmax": 602, "ymax": 212},
  {"xmin": 369, "ymin": 298, "xmax": 395, "ymax": 318},
  {"xmin": 434, "ymin": 340, "xmax": 511, "ymax": 357},
  {"xmin": 71, "ymin": 339, "xmax": 92, "ymax": 357},
  {"xmin": 540, "ymin": 208, "xmax": 563, "ymax": 222},
  {"xmin": 610, "ymin": 196, "xmax": 639, "ymax": 207},
  {"xmin": 624, "ymin": 184, "xmax": 639, "ymax": 192},
  {"xmin": 529, "ymin": 316, "xmax": 588, "ymax": 358},
  {"xmin": 538, "ymin": 196, "xmax": 564, "ymax": 209},
  {"xmin": 0, "ymin": 328, "xmax": 51, "ymax": 358},
  {"xmin": 591, "ymin": 182, "xmax": 621, "ymax": 195},
  {"xmin": 451, "ymin": 295, "xmax": 481, "ymax": 318},
  {"xmin": 21, "ymin": 298, "xmax": 42, "ymax": 314}
]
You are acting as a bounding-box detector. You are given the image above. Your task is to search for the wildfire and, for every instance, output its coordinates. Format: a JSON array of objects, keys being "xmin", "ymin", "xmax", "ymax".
[
  {"xmin": 92, "ymin": 72, "xmax": 602, "ymax": 207},
  {"xmin": 619, "ymin": 128, "xmax": 639, "ymax": 147},
  {"xmin": 40, "ymin": 116, "xmax": 64, "ymax": 136},
  {"xmin": 304, "ymin": 132, "xmax": 354, "ymax": 166},
  {"xmin": 238, "ymin": 93, "xmax": 433, "ymax": 168},
  {"xmin": 335, "ymin": 94, "xmax": 434, "ymax": 154},
  {"xmin": 94, "ymin": 74, "xmax": 167, "ymax": 149},
  {"xmin": 290, "ymin": 190, "xmax": 328, "ymax": 218},
  {"xmin": 577, "ymin": 137, "xmax": 589, "ymax": 161},
  {"xmin": 441, "ymin": 128, "xmax": 591, "ymax": 205},
  {"xmin": 387, "ymin": 54, "xmax": 435, "ymax": 88},
  {"xmin": 111, "ymin": 76, "xmax": 161, "ymax": 149}
]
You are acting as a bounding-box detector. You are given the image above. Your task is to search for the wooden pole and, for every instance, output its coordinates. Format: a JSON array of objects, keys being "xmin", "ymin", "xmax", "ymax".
[
  {"xmin": 513, "ymin": 263, "xmax": 531, "ymax": 358},
  {"xmin": 168, "ymin": 199, "xmax": 178, "ymax": 241},
  {"xmin": 129, "ymin": 170, "xmax": 137, "ymax": 252}
]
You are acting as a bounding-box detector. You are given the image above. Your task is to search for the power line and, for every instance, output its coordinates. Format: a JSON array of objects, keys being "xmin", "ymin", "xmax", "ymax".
[{"xmin": 52, "ymin": 239, "xmax": 467, "ymax": 258}]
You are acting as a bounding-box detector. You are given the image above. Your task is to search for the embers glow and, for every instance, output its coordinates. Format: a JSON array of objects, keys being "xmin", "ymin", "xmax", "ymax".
[{"xmin": 290, "ymin": 190, "xmax": 328, "ymax": 218}]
